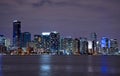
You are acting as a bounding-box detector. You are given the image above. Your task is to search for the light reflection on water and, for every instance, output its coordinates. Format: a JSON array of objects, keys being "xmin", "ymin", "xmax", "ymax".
[
  {"xmin": 39, "ymin": 55, "xmax": 51, "ymax": 76},
  {"xmin": 101, "ymin": 56, "xmax": 109, "ymax": 76},
  {"xmin": 0, "ymin": 55, "xmax": 120, "ymax": 76}
]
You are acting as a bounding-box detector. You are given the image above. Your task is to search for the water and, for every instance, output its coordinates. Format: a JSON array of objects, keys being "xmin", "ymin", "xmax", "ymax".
[{"xmin": 0, "ymin": 55, "xmax": 120, "ymax": 76}]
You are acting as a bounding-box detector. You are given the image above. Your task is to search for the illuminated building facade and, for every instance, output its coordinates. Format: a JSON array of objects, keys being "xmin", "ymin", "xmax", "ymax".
[
  {"xmin": 73, "ymin": 38, "xmax": 80, "ymax": 54},
  {"xmin": 34, "ymin": 35, "xmax": 42, "ymax": 48},
  {"xmin": 91, "ymin": 32, "xmax": 98, "ymax": 54},
  {"xmin": 41, "ymin": 32, "xmax": 51, "ymax": 52},
  {"xmin": 34, "ymin": 35, "xmax": 42, "ymax": 44},
  {"xmin": 13, "ymin": 20, "xmax": 21, "ymax": 47},
  {"xmin": 0, "ymin": 35, "xmax": 5, "ymax": 46},
  {"xmin": 101, "ymin": 37, "xmax": 109, "ymax": 54},
  {"xmin": 88, "ymin": 40, "xmax": 93, "ymax": 54},
  {"xmin": 109, "ymin": 39, "xmax": 118, "ymax": 54},
  {"xmin": 21, "ymin": 32, "xmax": 31, "ymax": 47},
  {"xmin": 50, "ymin": 31, "xmax": 60, "ymax": 53},
  {"xmin": 60, "ymin": 37, "xmax": 73, "ymax": 55},
  {"xmin": 79, "ymin": 37, "xmax": 88, "ymax": 54}
]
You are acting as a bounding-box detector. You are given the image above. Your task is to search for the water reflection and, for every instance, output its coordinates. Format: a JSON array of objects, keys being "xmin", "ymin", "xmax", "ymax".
[
  {"xmin": 88, "ymin": 66, "xmax": 93, "ymax": 72},
  {"xmin": 41, "ymin": 65, "xmax": 51, "ymax": 71},
  {"xmin": 39, "ymin": 55, "xmax": 51, "ymax": 76},
  {"xmin": 1, "ymin": 56, "xmax": 120, "ymax": 76},
  {"xmin": 66, "ymin": 65, "xmax": 72, "ymax": 72},
  {"xmin": 88, "ymin": 56, "xmax": 93, "ymax": 72},
  {"xmin": 101, "ymin": 56, "xmax": 108, "ymax": 74}
]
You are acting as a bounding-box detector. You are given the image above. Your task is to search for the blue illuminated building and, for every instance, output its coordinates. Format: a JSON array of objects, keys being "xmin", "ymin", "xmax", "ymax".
[
  {"xmin": 101, "ymin": 37, "xmax": 110, "ymax": 48},
  {"xmin": 21, "ymin": 32, "xmax": 31, "ymax": 47}
]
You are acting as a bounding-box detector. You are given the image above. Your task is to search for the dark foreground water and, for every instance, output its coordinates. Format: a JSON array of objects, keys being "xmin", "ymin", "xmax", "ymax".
[{"xmin": 0, "ymin": 55, "xmax": 120, "ymax": 76}]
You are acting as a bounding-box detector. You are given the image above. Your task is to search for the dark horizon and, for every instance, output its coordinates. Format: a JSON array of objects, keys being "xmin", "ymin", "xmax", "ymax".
[{"xmin": 0, "ymin": 0, "xmax": 120, "ymax": 47}]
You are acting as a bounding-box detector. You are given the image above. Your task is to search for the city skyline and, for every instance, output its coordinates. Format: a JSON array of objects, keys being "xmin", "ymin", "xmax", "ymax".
[
  {"xmin": 0, "ymin": 19, "xmax": 119, "ymax": 55},
  {"xmin": 0, "ymin": 0, "xmax": 120, "ymax": 44}
]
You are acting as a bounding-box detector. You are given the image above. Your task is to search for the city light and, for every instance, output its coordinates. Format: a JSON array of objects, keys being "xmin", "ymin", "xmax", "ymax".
[{"xmin": 0, "ymin": 20, "xmax": 119, "ymax": 55}]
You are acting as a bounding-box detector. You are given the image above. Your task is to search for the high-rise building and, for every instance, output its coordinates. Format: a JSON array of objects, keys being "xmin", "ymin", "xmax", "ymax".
[
  {"xmin": 91, "ymin": 32, "xmax": 98, "ymax": 54},
  {"xmin": 60, "ymin": 37, "xmax": 74, "ymax": 55},
  {"xmin": 34, "ymin": 35, "xmax": 42, "ymax": 43},
  {"xmin": 0, "ymin": 35, "xmax": 5, "ymax": 46},
  {"xmin": 13, "ymin": 20, "xmax": 21, "ymax": 47},
  {"xmin": 5, "ymin": 38, "xmax": 11, "ymax": 50},
  {"xmin": 73, "ymin": 38, "xmax": 80, "ymax": 54},
  {"xmin": 21, "ymin": 32, "xmax": 31, "ymax": 47},
  {"xmin": 50, "ymin": 31, "xmax": 60, "ymax": 53},
  {"xmin": 101, "ymin": 37, "xmax": 109, "ymax": 54},
  {"xmin": 0, "ymin": 35, "xmax": 7, "ymax": 54},
  {"xmin": 41, "ymin": 32, "xmax": 51, "ymax": 52},
  {"xmin": 88, "ymin": 40, "xmax": 93, "ymax": 54},
  {"xmin": 109, "ymin": 39, "xmax": 118, "ymax": 54},
  {"xmin": 79, "ymin": 37, "xmax": 88, "ymax": 54},
  {"xmin": 34, "ymin": 35, "xmax": 42, "ymax": 48}
]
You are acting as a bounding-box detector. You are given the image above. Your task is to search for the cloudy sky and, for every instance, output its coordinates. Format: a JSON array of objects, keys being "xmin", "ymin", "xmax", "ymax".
[{"xmin": 0, "ymin": 0, "xmax": 120, "ymax": 44}]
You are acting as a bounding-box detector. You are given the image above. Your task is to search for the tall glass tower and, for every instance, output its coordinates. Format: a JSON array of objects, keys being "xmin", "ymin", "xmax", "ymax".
[
  {"xmin": 50, "ymin": 31, "xmax": 60, "ymax": 53},
  {"xmin": 13, "ymin": 20, "xmax": 21, "ymax": 47}
]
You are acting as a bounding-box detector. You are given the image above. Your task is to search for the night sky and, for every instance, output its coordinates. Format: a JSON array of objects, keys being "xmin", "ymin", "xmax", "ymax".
[{"xmin": 0, "ymin": 0, "xmax": 120, "ymax": 47}]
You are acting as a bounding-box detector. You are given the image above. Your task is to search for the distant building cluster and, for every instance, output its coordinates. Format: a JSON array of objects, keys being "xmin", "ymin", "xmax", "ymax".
[{"xmin": 0, "ymin": 20, "xmax": 119, "ymax": 55}]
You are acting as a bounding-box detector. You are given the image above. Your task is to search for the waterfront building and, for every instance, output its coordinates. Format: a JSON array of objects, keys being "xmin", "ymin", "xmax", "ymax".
[
  {"xmin": 21, "ymin": 32, "xmax": 31, "ymax": 47},
  {"xmin": 13, "ymin": 20, "xmax": 21, "ymax": 47},
  {"xmin": 101, "ymin": 37, "xmax": 109, "ymax": 54},
  {"xmin": 50, "ymin": 31, "xmax": 60, "ymax": 53},
  {"xmin": 73, "ymin": 38, "xmax": 80, "ymax": 55},
  {"xmin": 79, "ymin": 37, "xmax": 88, "ymax": 54},
  {"xmin": 60, "ymin": 37, "xmax": 74, "ymax": 55},
  {"xmin": 41, "ymin": 32, "xmax": 51, "ymax": 52},
  {"xmin": 91, "ymin": 32, "xmax": 98, "ymax": 54},
  {"xmin": 109, "ymin": 39, "xmax": 119, "ymax": 54},
  {"xmin": 0, "ymin": 35, "xmax": 5, "ymax": 46}
]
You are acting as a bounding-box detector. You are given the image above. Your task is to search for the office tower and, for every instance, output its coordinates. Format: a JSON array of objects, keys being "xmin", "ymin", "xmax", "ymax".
[
  {"xmin": 0, "ymin": 35, "xmax": 7, "ymax": 53},
  {"xmin": 50, "ymin": 31, "xmax": 60, "ymax": 53},
  {"xmin": 13, "ymin": 20, "xmax": 21, "ymax": 47},
  {"xmin": 41, "ymin": 32, "xmax": 51, "ymax": 52},
  {"xmin": 101, "ymin": 37, "xmax": 109, "ymax": 54},
  {"xmin": 34, "ymin": 35, "xmax": 42, "ymax": 43},
  {"xmin": 33, "ymin": 35, "xmax": 42, "ymax": 49},
  {"xmin": 73, "ymin": 38, "xmax": 80, "ymax": 55},
  {"xmin": 91, "ymin": 32, "xmax": 97, "ymax": 54},
  {"xmin": 5, "ymin": 38, "xmax": 11, "ymax": 50},
  {"xmin": 79, "ymin": 37, "xmax": 88, "ymax": 54},
  {"xmin": 60, "ymin": 37, "xmax": 74, "ymax": 55},
  {"xmin": 0, "ymin": 35, "xmax": 5, "ymax": 46},
  {"xmin": 109, "ymin": 39, "xmax": 118, "ymax": 54},
  {"xmin": 88, "ymin": 40, "xmax": 93, "ymax": 54},
  {"xmin": 21, "ymin": 32, "xmax": 31, "ymax": 47}
]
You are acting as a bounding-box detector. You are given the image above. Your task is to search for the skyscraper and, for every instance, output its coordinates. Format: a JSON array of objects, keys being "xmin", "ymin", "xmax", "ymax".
[
  {"xmin": 79, "ymin": 37, "xmax": 88, "ymax": 54},
  {"xmin": 60, "ymin": 37, "xmax": 74, "ymax": 55},
  {"xmin": 0, "ymin": 35, "xmax": 5, "ymax": 46},
  {"xmin": 91, "ymin": 32, "xmax": 97, "ymax": 54},
  {"xmin": 21, "ymin": 32, "xmax": 31, "ymax": 47},
  {"xmin": 13, "ymin": 20, "xmax": 21, "ymax": 47},
  {"xmin": 41, "ymin": 32, "xmax": 51, "ymax": 52},
  {"xmin": 101, "ymin": 37, "xmax": 109, "ymax": 54},
  {"xmin": 34, "ymin": 35, "xmax": 42, "ymax": 48},
  {"xmin": 50, "ymin": 31, "xmax": 60, "ymax": 53}
]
